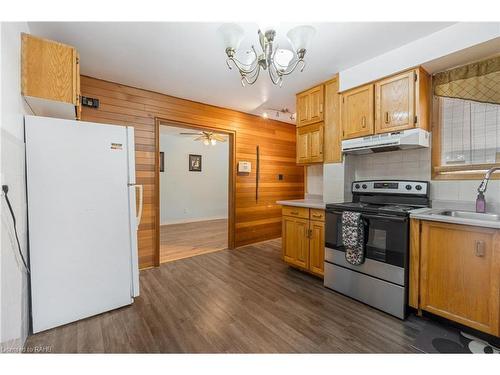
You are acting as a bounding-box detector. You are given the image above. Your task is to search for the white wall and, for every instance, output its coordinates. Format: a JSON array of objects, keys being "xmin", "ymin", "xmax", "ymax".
[
  {"xmin": 0, "ymin": 22, "xmax": 32, "ymax": 351},
  {"xmin": 305, "ymin": 164, "xmax": 323, "ymax": 196},
  {"xmin": 340, "ymin": 23, "xmax": 500, "ymax": 91},
  {"xmin": 159, "ymin": 131, "xmax": 228, "ymax": 225}
]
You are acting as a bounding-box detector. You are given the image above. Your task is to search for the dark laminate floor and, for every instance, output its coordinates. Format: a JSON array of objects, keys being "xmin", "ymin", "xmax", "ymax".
[{"xmin": 25, "ymin": 238, "xmax": 425, "ymax": 353}]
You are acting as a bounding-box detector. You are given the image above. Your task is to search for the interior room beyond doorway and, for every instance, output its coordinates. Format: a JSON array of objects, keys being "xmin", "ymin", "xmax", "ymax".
[{"xmin": 159, "ymin": 123, "xmax": 230, "ymax": 263}]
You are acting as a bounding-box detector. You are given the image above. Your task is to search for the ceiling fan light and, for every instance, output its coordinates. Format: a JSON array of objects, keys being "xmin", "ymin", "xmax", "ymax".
[
  {"xmin": 287, "ymin": 25, "xmax": 315, "ymax": 53},
  {"xmin": 274, "ymin": 49, "xmax": 294, "ymax": 68},
  {"xmin": 217, "ymin": 23, "xmax": 245, "ymax": 51},
  {"xmin": 211, "ymin": 139, "xmax": 217, "ymax": 146},
  {"xmin": 203, "ymin": 139, "xmax": 210, "ymax": 146}
]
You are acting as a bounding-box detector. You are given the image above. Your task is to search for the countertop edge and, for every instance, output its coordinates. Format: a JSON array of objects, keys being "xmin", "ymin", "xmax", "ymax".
[
  {"xmin": 410, "ymin": 209, "xmax": 500, "ymax": 229},
  {"xmin": 276, "ymin": 200, "xmax": 326, "ymax": 210}
]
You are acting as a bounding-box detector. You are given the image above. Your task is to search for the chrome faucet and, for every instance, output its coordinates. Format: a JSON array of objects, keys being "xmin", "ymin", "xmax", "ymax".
[{"xmin": 476, "ymin": 166, "xmax": 500, "ymax": 213}]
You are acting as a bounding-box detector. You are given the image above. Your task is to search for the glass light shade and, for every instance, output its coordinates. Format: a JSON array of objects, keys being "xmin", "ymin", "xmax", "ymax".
[
  {"xmin": 287, "ymin": 25, "xmax": 315, "ymax": 52},
  {"xmin": 274, "ymin": 49, "xmax": 294, "ymax": 68},
  {"xmin": 211, "ymin": 139, "xmax": 217, "ymax": 146},
  {"xmin": 217, "ymin": 23, "xmax": 245, "ymax": 50},
  {"xmin": 203, "ymin": 139, "xmax": 210, "ymax": 146}
]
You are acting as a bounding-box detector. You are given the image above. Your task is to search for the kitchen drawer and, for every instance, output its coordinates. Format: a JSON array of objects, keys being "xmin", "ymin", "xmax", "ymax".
[
  {"xmin": 282, "ymin": 206, "xmax": 310, "ymax": 219},
  {"xmin": 310, "ymin": 209, "xmax": 325, "ymax": 221}
]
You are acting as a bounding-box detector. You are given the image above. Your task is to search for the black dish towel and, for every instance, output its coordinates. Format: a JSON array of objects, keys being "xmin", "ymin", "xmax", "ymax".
[{"xmin": 342, "ymin": 211, "xmax": 365, "ymax": 265}]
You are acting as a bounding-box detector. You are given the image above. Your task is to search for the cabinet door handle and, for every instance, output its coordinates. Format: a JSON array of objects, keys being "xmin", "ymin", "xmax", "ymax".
[
  {"xmin": 384, "ymin": 112, "xmax": 390, "ymax": 124},
  {"xmin": 307, "ymin": 229, "xmax": 312, "ymax": 238},
  {"xmin": 475, "ymin": 240, "xmax": 485, "ymax": 257},
  {"xmin": 319, "ymin": 103, "xmax": 323, "ymax": 113},
  {"xmin": 312, "ymin": 214, "xmax": 322, "ymax": 218},
  {"xmin": 361, "ymin": 116, "xmax": 366, "ymax": 128},
  {"xmin": 290, "ymin": 211, "xmax": 299, "ymax": 215}
]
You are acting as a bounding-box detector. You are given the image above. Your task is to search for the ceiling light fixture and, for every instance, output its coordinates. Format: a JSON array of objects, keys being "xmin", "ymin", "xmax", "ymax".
[
  {"xmin": 262, "ymin": 107, "xmax": 296, "ymax": 121},
  {"xmin": 217, "ymin": 24, "xmax": 315, "ymax": 87}
]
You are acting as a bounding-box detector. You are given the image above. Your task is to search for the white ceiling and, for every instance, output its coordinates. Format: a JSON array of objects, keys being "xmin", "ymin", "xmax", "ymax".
[{"xmin": 29, "ymin": 22, "xmax": 455, "ymax": 123}]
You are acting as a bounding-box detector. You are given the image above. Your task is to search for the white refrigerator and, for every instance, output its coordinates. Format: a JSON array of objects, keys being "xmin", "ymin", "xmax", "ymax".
[{"xmin": 25, "ymin": 115, "xmax": 141, "ymax": 333}]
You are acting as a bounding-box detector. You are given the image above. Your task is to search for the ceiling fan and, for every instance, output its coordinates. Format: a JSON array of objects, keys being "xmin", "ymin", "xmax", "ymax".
[{"xmin": 179, "ymin": 131, "xmax": 227, "ymax": 146}]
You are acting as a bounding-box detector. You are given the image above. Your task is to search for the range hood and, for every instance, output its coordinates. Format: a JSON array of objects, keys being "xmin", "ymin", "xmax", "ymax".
[{"xmin": 341, "ymin": 128, "xmax": 430, "ymax": 155}]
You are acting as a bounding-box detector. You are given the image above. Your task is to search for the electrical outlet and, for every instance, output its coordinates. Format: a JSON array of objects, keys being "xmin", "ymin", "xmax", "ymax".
[
  {"xmin": 277, "ymin": 174, "xmax": 284, "ymax": 181},
  {"xmin": 81, "ymin": 96, "xmax": 100, "ymax": 108}
]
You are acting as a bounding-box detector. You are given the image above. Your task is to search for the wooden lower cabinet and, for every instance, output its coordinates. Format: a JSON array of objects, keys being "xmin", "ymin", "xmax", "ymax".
[
  {"xmin": 282, "ymin": 207, "xmax": 325, "ymax": 277},
  {"xmin": 410, "ymin": 219, "xmax": 500, "ymax": 336},
  {"xmin": 282, "ymin": 216, "xmax": 309, "ymax": 269},
  {"xmin": 309, "ymin": 220, "xmax": 325, "ymax": 276}
]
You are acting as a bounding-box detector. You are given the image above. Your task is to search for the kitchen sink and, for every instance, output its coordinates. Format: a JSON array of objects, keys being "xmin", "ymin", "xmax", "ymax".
[{"xmin": 430, "ymin": 210, "xmax": 500, "ymax": 222}]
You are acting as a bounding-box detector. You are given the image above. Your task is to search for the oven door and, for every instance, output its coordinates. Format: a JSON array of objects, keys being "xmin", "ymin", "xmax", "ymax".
[
  {"xmin": 363, "ymin": 213, "xmax": 408, "ymax": 267},
  {"xmin": 325, "ymin": 210, "xmax": 408, "ymax": 268}
]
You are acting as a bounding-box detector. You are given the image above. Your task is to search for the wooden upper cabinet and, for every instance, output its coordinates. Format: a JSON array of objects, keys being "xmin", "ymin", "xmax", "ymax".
[
  {"xmin": 21, "ymin": 33, "xmax": 81, "ymax": 120},
  {"xmin": 308, "ymin": 85, "xmax": 324, "ymax": 123},
  {"xmin": 419, "ymin": 221, "xmax": 500, "ymax": 336},
  {"xmin": 297, "ymin": 131, "xmax": 310, "ymax": 163},
  {"xmin": 297, "ymin": 94, "xmax": 309, "ymax": 124},
  {"xmin": 296, "ymin": 84, "xmax": 324, "ymax": 127},
  {"xmin": 324, "ymin": 76, "xmax": 341, "ymax": 163},
  {"xmin": 341, "ymin": 84, "xmax": 374, "ymax": 140},
  {"xmin": 375, "ymin": 71, "xmax": 415, "ymax": 133},
  {"xmin": 296, "ymin": 122, "xmax": 323, "ymax": 164}
]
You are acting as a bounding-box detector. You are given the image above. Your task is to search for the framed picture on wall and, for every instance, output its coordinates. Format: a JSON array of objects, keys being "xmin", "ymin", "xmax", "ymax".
[
  {"xmin": 160, "ymin": 152, "xmax": 165, "ymax": 172},
  {"xmin": 189, "ymin": 154, "xmax": 202, "ymax": 172}
]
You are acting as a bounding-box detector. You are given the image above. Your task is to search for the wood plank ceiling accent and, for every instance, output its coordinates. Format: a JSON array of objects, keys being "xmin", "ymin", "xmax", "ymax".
[{"xmin": 80, "ymin": 76, "xmax": 304, "ymax": 268}]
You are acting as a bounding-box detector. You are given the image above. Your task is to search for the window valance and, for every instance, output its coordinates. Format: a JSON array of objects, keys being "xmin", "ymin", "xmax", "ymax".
[{"xmin": 433, "ymin": 55, "xmax": 500, "ymax": 105}]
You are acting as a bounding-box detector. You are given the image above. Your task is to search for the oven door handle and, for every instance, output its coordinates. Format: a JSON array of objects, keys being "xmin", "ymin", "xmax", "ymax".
[{"xmin": 362, "ymin": 213, "xmax": 408, "ymax": 222}]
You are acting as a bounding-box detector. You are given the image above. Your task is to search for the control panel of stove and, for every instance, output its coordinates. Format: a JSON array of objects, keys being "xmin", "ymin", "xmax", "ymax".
[{"xmin": 352, "ymin": 180, "xmax": 428, "ymax": 195}]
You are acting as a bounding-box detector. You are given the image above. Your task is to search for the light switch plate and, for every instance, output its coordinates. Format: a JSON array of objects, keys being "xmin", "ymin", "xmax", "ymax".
[{"xmin": 238, "ymin": 161, "xmax": 251, "ymax": 173}]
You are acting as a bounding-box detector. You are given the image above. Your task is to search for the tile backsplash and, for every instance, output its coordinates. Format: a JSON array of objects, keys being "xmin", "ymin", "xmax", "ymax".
[{"xmin": 346, "ymin": 147, "xmax": 500, "ymax": 206}]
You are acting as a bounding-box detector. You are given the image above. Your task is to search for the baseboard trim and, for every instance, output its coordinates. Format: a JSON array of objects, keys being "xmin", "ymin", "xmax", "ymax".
[{"xmin": 160, "ymin": 216, "xmax": 228, "ymax": 226}]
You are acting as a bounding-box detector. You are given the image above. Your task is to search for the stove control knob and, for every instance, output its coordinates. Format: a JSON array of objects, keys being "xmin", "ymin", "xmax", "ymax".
[
  {"xmin": 362, "ymin": 184, "xmax": 367, "ymax": 189},
  {"xmin": 355, "ymin": 184, "xmax": 360, "ymax": 189},
  {"xmin": 415, "ymin": 185, "xmax": 422, "ymax": 191},
  {"xmin": 405, "ymin": 184, "xmax": 412, "ymax": 190}
]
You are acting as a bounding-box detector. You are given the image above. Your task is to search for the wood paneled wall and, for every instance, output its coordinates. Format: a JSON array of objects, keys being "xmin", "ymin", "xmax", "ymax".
[{"xmin": 80, "ymin": 76, "xmax": 304, "ymax": 268}]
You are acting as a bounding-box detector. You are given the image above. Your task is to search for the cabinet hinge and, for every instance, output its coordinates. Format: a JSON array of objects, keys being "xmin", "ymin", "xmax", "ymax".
[
  {"xmin": 414, "ymin": 115, "xmax": 418, "ymax": 124},
  {"xmin": 414, "ymin": 71, "xmax": 418, "ymax": 81},
  {"xmin": 76, "ymin": 57, "xmax": 80, "ymax": 64}
]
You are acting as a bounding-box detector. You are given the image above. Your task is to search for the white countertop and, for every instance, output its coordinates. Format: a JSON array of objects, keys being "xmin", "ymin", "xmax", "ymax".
[
  {"xmin": 276, "ymin": 196, "xmax": 326, "ymax": 210},
  {"xmin": 410, "ymin": 204, "xmax": 500, "ymax": 229}
]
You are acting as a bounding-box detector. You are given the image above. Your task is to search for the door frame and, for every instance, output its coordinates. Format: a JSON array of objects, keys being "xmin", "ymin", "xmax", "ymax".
[{"xmin": 154, "ymin": 117, "xmax": 236, "ymax": 266}]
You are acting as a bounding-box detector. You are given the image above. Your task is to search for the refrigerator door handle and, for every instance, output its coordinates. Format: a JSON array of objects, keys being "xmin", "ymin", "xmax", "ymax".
[
  {"xmin": 128, "ymin": 183, "xmax": 143, "ymax": 228},
  {"xmin": 135, "ymin": 184, "xmax": 143, "ymax": 228}
]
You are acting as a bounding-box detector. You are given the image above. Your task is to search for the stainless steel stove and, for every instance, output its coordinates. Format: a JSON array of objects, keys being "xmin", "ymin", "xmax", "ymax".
[{"xmin": 324, "ymin": 180, "xmax": 430, "ymax": 319}]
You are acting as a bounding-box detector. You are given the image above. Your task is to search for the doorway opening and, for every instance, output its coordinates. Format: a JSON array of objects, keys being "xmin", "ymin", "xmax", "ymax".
[{"xmin": 156, "ymin": 121, "xmax": 234, "ymax": 264}]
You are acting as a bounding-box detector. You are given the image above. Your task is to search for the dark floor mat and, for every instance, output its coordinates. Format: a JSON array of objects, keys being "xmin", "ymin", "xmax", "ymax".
[{"xmin": 412, "ymin": 320, "xmax": 500, "ymax": 354}]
